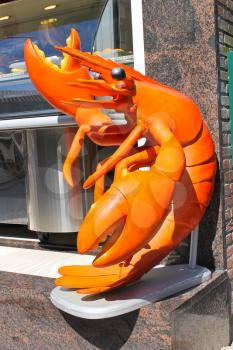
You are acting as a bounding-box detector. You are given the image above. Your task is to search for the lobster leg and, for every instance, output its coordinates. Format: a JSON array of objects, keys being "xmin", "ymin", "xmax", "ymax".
[
  {"xmin": 63, "ymin": 125, "xmax": 91, "ymax": 187},
  {"xmin": 114, "ymin": 146, "xmax": 159, "ymax": 181},
  {"xmin": 63, "ymin": 120, "xmax": 139, "ymax": 188},
  {"xmin": 69, "ymin": 79, "xmax": 131, "ymax": 97},
  {"xmin": 94, "ymin": 145, "xmax": 159, "ymax": 201},
  {"xmin": 83, "ymin": 124, "xmax": 144, "ymax": 189},
  {"xmin": 94, "ymin": 158, "xmax": 110, "ymax": 202},
  {"xmin": 94, "ymin": 143, "xmax": 159, "ymax": 201},
  {"xmin": 88, "ymin": 122, "xmax": 134, "ymax": 146},
  {"xmin": 88, "ymin": 132, "xmax": 132, "ymax": 147}
]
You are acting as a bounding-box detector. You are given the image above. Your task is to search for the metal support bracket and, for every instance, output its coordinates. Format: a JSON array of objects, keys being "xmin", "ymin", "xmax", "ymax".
[{"xmin": 189, "ymin": 226, "xmax": 199, "ymax": 269}]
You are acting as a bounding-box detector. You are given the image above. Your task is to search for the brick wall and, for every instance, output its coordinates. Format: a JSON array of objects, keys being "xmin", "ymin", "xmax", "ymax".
[{"xmin": 216, "ymin": 0, "xmax": 233, "ymax": 279}]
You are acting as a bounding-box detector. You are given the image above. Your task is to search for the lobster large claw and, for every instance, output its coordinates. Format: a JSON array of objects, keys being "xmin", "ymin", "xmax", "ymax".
[
  {"xmin": 24, "ymin": 29, "xmax": 114, "ymax": 188},
  {"xmin": 24, "ymin": 29, "xmax": 93, "ymax": 117},
  {"xmin": 78, "ymin": 169, "xmax": 175, "ymax": 266}
]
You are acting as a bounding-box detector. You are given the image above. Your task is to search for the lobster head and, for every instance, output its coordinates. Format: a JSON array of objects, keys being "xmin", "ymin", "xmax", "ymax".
[{"xmin": 24, "ymin": 28, "xmax": 136, "ymax": 126}]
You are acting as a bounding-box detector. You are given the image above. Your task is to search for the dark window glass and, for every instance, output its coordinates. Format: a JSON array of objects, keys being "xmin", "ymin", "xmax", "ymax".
[
  {"xmin": 0, "ymin": 0, "xmax": 106, "ymax": 118},
  {"xmin": 93, "ymin": 0, "xmax": 133, "ymax": 65}
]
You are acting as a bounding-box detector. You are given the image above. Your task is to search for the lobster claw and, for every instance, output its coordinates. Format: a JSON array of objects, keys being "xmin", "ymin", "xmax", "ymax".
[
  {"xmin": 78, "ymin": 186, "xmax": 128, "ymax": 256},
  {"xmin": 24, "ymin": 29, "xmax": 92, "ymax": 117},
  {"xmin": 78, "ymin": 170, "xmax": 175, "ymax": 266}
]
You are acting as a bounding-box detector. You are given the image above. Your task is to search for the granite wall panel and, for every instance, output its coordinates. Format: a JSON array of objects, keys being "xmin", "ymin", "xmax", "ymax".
[
  {"xmin": 0, "ymin": 271, "xmax": 230, "ymax": 350},
  {"xmin": 142, "ymin": 0, "xmax": 225, "ymax": 270}
]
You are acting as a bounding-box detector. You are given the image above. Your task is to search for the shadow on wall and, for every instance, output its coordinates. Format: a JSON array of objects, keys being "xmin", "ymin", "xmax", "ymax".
[
  {"xmin": 62, "ymin": 309, "xmax": 139, "ymax": 350},
  {"xmin": 198, "ymin": 159, "xmax": 221, "ymax": 270},
  {"xmin": 163, "ymin": 158, "xmax": 221, "ymax": 269}
]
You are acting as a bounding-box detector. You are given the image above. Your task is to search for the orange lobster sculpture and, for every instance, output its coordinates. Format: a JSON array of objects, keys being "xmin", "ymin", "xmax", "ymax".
[{"xmin": 24, "ymin": 29, "xmax": 216, "ymax": 294}]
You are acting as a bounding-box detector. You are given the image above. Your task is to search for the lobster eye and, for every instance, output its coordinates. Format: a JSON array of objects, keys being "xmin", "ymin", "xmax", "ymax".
[{"xmin": 111, "ymin": 67, "xmax": 126, "ymax": 80}]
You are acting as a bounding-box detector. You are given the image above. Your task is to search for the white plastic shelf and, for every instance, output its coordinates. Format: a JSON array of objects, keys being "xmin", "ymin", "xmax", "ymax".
[{"xmin": 51, "ymin": 264, "xmax": 211, "ymax": 319}]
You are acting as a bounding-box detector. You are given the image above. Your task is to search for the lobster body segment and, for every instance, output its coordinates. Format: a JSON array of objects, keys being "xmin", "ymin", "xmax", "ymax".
[
  {"xmin": 24, "ymin": 29, "xmax": 216, "ymax": 294},
  {"xmin": 133, "ymin": 81, "xmax": 203, "ymax": 145}
]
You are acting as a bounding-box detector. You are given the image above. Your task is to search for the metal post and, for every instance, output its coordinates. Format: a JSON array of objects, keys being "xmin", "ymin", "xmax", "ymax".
[{"xmin": 189, "ymin": 226, "xmax": 199, "ymax": 269}]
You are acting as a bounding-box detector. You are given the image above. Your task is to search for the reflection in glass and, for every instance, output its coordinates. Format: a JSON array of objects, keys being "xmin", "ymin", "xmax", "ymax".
[
  {"xmin": 93, "ymin": 0, "xmax": 133, "ymax": 65},
  {"xmin": 0, "ymin": 0, "xmax": 106, "ymax": 117}
]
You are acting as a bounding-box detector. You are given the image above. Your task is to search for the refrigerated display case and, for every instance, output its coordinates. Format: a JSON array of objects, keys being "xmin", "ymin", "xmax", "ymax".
[{"xmin": 0, "ymin": 0, "xmax": 134, "ymax": 240}]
